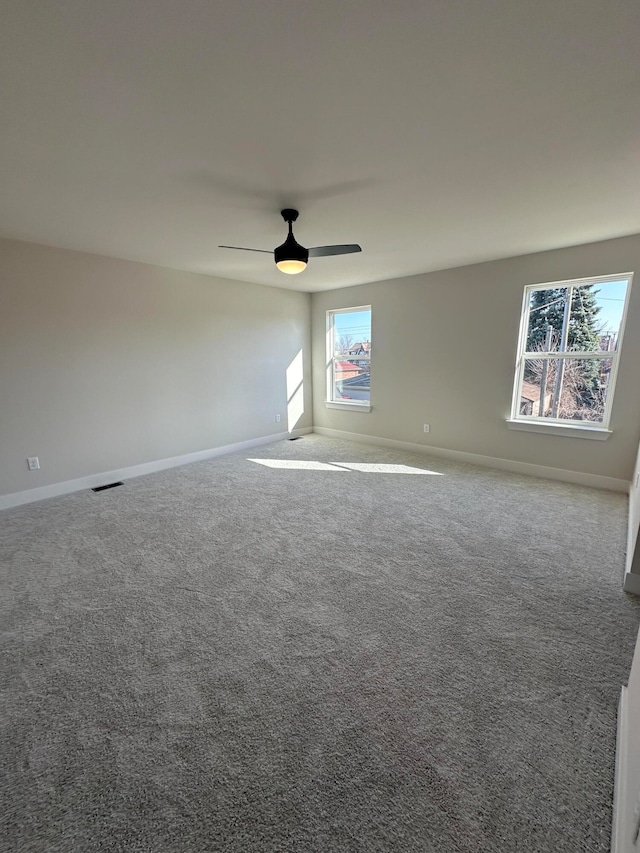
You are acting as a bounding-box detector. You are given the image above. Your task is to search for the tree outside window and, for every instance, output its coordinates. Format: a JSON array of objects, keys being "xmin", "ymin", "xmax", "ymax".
[{"xmin": 512, "ymin": 275, "xmax": 631, "ymax": 427}]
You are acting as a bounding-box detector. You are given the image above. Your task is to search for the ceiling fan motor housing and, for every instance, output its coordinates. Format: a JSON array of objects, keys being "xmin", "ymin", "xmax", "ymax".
[
  {"xmin": 275, "ymin": 209, "xmax": 308, "ymax": 270},
  {"xmin": 275, "ymin": 233, "xmax": 309, "ymax": 265}
]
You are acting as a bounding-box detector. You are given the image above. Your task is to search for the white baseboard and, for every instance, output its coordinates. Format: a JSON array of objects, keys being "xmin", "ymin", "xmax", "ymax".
[
  {"xmin": 623, "ymin": 571, "xmax": 640, "ymax": 596},
  {"xmin": 612, "ymin": 686, "xmax": 628, "ymax": 853},
  {"xmin": 0, "ymin": 428, "xmax": 312, "ymax": 511},
  {"xmin": 1, "ymin": 424, "xmax": 628, "ymax": 509},
  {"xmin": 312, "ymin": 427, "xmax": 630, "ymax": 492}
]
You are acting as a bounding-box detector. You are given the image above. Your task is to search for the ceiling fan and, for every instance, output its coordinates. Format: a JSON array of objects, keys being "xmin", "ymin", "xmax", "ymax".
[{"xmin": 219, "ymin": 209, "xmax": 362, "ymax": 275}]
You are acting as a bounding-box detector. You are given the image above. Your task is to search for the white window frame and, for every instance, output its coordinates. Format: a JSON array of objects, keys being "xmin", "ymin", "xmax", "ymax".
[
  {"xmin": 326, "ymin": 305, "xmax": 372, "ymax": 412},
  {"xmin": 507, "ymin": 272, "xmax": 633, "ymax": 439}
]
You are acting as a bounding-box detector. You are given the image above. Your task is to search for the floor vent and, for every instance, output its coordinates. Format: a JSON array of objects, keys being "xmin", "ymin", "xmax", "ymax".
[{"xmin": 91, "ymin": 481, "xmax": 124, "ymax": 493}]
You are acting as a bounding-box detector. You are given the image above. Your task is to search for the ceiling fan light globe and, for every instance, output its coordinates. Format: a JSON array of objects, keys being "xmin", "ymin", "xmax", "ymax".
[{"xmin": 276, "ymin": 259, "xmax": 307, "ymax": 274}]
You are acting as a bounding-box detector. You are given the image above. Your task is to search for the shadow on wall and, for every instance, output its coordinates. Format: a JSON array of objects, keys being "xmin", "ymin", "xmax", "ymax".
[{"xmin": 286, "ymin": 350, "xmax": 304, "ymax": 432}]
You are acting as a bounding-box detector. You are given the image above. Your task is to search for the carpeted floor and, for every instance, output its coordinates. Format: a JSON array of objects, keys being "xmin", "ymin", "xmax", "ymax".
[{"xmin": 1, "ymin": 434, "xmax": 639, "ymax": 852}]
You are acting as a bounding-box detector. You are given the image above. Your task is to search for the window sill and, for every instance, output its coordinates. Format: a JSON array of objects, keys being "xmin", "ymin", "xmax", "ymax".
[
  {"xmin": 506, "ymin": 419, "xmax": 612, "ymax": 440},
  {"xmin": 325, "ymin": 401, "xmax": 371, "ymax": 413}
]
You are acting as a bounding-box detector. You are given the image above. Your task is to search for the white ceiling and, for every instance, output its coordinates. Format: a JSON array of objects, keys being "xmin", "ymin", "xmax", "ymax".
[{"xmin": 2, "ymin": 0, "xmax": 640, "ymax": 293}]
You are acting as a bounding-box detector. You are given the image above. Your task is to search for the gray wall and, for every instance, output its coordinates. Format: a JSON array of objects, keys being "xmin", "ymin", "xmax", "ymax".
[
  {"xmin": 628, "ymin": 439, "xmax": 640, "ymax": 577},
  {"xmin": 0, "ymin": 238, "xmax": 312, "ymax": 497},
  {"xmin": 311, "ymin": 233, "xmax": 640, "ymax": 481}
]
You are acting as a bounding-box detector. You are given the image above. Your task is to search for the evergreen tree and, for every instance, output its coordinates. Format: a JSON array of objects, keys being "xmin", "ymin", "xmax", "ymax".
[
  {"xmin": 568, "ymin": 286, "xmax": 603, "ymax": 409},
  {"xmin": 526, "ymin": 285, "xmax": 601, "ymax": 351},
  {"xmin": 526, "ymin": 288, "xmax": 567, "ymax": 351},
  {"xmin": 567, "ymin": 285, "xmax": 601, "ymax": 351},
  {"xmin": 525, "ymin": 285, "xmax": 603, "ymax": 414}
]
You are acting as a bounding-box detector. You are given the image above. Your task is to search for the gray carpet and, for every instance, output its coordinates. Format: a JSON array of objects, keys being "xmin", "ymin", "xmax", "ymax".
[{"xmin": 1, "ymin": 434, "xmax": 639, "ymax": 852}]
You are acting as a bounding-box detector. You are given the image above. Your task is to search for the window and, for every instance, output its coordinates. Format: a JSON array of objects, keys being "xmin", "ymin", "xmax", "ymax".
[
  {"xmin": 326, "ymin": 306, "xmax": 372, "ymax": 409},
  {"xmin": 510, "ymin": 273, "xmax": 632, "ymax": 435}
]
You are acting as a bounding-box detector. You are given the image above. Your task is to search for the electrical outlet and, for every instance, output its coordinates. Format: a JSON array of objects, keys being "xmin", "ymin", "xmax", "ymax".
[
  {"xmin": 275, "ymin": 414, "xmax": 281, "ymax": 423},
  {"xmin": 27, "ymin": 456, "xmax": 40, "ymax": 471},
  {"xmin": 423, "ymin": 424, "xmax": 430, "ymax": 433}
]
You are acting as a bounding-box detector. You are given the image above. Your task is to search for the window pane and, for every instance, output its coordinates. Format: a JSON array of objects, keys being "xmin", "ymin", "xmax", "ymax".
[
  {"xmin": 521, "ymin": 357, "xmax": 613, "ymax": 422},
  {"xmin": 333, "ymin": 358, "xmax": 370, "ymax": 403},
  {"xmin": 526, "ymin": 279, "xmax": 629, "ymax": 354},
  {"xmin": 526, "ymin": 288, "xmax": 569, "ymax": 352},
  {"xmin": 332, "ymin": 310, "xmax": 371, "ymax": 359},
  {"xmin": 329, "ymin": 307, "xmax": 371, "ymax": 403},
  {"xmin": 520, "ymin": 363, "xmax": 552, "ymax": 417},
  {"xmin": 565, "ymin": 280, "xmax": 628, "ymax": 352}
]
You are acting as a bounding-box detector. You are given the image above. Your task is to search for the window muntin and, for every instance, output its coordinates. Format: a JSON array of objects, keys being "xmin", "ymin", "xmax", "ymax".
[
  {"xmin": 326, "ymin": 306, "xmax": 372, "ymax": 405},
  {"xmin": 512, "ymin": 274, "xmax": 631, "ymax": 428}
]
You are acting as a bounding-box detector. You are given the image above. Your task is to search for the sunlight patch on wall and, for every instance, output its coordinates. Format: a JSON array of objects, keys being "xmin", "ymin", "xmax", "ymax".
[
  {"xmin": 286, "ymin": 350, "xmax": 304, "ymax": 432},
  {"xmin": 325, "ymin": 323, "xmax": 332, "ymax": 401}
]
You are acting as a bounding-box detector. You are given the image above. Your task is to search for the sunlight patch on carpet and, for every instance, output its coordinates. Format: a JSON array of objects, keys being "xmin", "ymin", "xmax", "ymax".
[{"xmin": 248, "ymin": 458, "xmax": 443, "ymax": 475}]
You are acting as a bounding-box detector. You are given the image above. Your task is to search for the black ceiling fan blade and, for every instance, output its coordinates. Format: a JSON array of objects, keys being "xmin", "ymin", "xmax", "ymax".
[
  {"xmin": 218, "ymin": 245, "xmax": 272, "ymax": 254},
  {"xmin": 308, "ymin": 244, "xmax": 362, "ymax": 258}
]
